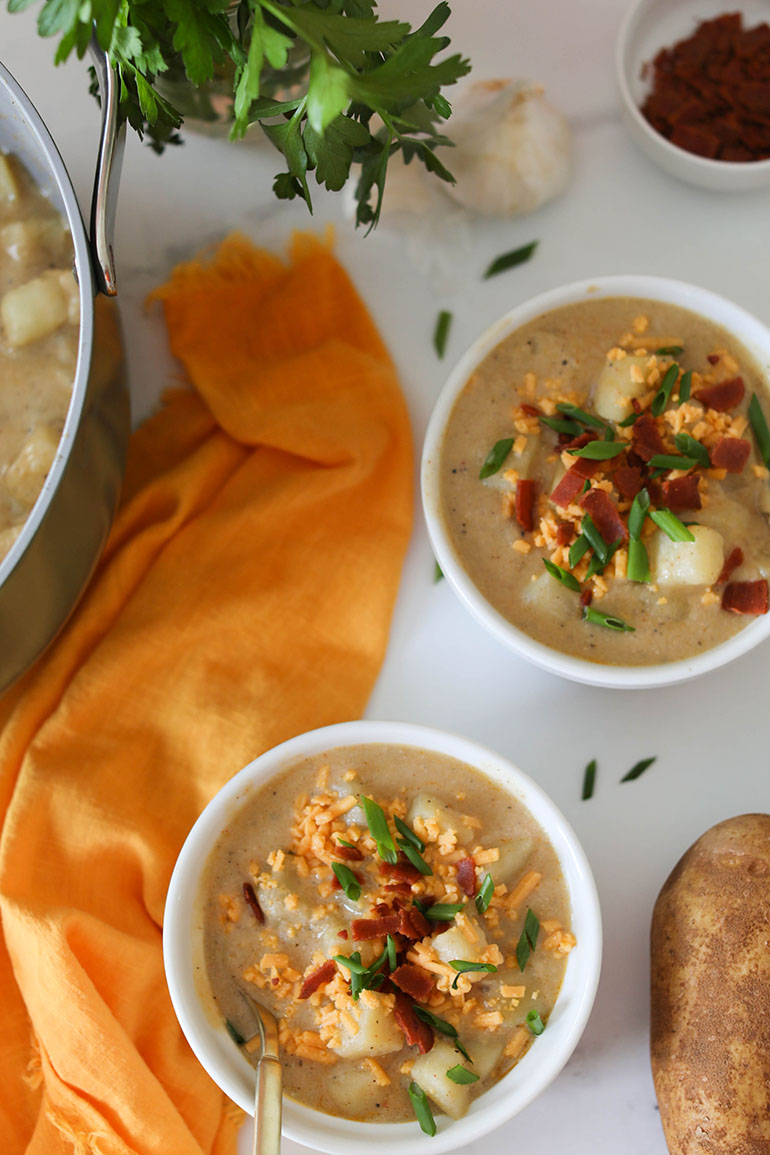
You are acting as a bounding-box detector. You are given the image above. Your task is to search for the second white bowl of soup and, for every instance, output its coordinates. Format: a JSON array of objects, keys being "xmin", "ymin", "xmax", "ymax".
[
  {"xmin": 163, "ymin": 721, "xmax": 601, "ymax": 1154},
  {"xmin": 422, "ymin": 276, "xmax": 770, "ymax": 689}
]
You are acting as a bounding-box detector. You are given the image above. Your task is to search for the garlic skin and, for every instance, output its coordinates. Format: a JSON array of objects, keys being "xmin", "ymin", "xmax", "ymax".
[{"xmin": 441, "ymin": 79, "xmax": 572, "ymax": 217}]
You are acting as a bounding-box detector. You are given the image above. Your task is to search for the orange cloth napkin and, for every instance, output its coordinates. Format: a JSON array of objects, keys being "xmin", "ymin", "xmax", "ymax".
[{"xmin": 0, "ymin": 233, "xmax": 413, "ymax": 1154}]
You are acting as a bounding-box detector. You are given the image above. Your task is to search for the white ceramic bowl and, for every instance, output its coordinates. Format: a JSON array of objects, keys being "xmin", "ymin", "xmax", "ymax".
[
  {"xmin": 422, "ymin": 274, "xmax": 770, "ymax": 690},
  {"xmin": 163, "ymin": 720, "xmax": 602, "ymax": 1154},
  {"xmin": 616, "ymin": 0, "xmax": 770, "ymax": 192}
]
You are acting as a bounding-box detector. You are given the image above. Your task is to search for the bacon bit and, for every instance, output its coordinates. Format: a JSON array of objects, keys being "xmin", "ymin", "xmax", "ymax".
[
  {"xmin": 456, "ymin": 856, "xmax": 478, "ymax": 898},
  {"xmin": 333, "ymin": 843, "xmax": 363, "ymax": 861},
  {"xmin": 579, "ymin": 588, "xmax": 593, "ymax": 608},
  {"xmin": 660, "ymin": 474, "xmax": 701, "ymax": 512},
  {"xmin": 398, "ymin": 907, "xmax": 432, "ymax": 941},
  {"xmin": 242, "ymin": 882, "xmax": 265, "ymax": 923},
  {"xmin": 717, "ymin": 547, "xmax": 744, "ymax": 585},
  {"xmin": 631, "ymin": 414, "xmax": 665, "ymax": 462},
  {"xmin": 561, "ymin": 430, "xmax": 597, "ymax": 453},
  {"xmin": 380, "ymin": 861, "xmax": 422, "ymax": 884},
  {"xmin": 694, "ymin": 377, "xmax": 745, "ymax": 412},
  {"xmin": 722, "ymin": 579, "xmax": 769, "ymax": 615},
  {"xmin": 580, "ymin": 487, "xmax": 628, "ymax": 544},
  {"xmin": 710, "ymin": 437, "xmax": 751, "ymax": 473},
  {"xmin": 613, "ymin": 464, "xmax": 643, "ymax": 499},
  {"xmin": 707, "ymin": 353, "xmax": 721, "ymax": 365},
  {"xmin": 515, "ymin": 479, "xmax": 537, "ymax": 532},
  {"xmin": 337, "ymin": 929, "xmax": 349, "ymax": 939},
  {"xmin": 332, "ymin": 869, "xmax": 362, "ymax": 892},
  {"xmin": 351, "ymin": 914, "xmax": 402, "ymax": 940},
  {"xmin": 555, "ymin": 520, "xmax": 573, "ymax": 546},
  {"xmin": 551, "ymin": 464, "xmax": 596, "ymax": 509},
  {"xmin": 298, "ymin": 960, "xmax": 337, "ymax": 1000},
  {"xmin": 391, "ymin": 964, "xmax": 436, "ymax": 1003},
  {"xmin": 393, "ymin": 993, "xmax": 434, "ymax": 1054},
  {"xmin": 520, "ymin": 403, "xmax": 541, "ymax": 417},
  {"xmin": 384, "ymin": 882, "xmax": 413, "ymax": 894}
]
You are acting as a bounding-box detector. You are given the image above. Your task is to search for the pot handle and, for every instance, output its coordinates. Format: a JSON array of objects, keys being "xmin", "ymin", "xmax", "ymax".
[{"xmin": 88, "ymin": 40, "xmax": 125, "ymax": 297}]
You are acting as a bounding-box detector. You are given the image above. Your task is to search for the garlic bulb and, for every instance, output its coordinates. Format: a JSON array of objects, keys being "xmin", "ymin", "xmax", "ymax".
[{"xmin": 441, "ymin": 79, "xmax": 571, "ymax": 217}]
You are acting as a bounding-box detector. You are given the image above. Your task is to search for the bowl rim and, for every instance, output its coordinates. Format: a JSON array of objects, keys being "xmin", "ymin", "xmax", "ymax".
[
  {"xmin": 421, "ymin": 273, "xmax": 770, "ymax": 689},
  {"xmin": 615, "ymin": 0, "xmax": 770, "ymax": 178},
  {"xmin": 163, "ymin": 719, "xmax": 602, "ymax": 1155}
]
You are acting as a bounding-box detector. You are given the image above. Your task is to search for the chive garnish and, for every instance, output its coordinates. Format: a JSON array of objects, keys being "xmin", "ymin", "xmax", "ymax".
[
  {"xmin": 360, "ymin": 795, "xmax": 398, "ymax": 864},
  {"xmin": 749, "ymin": 392, "xmax": 770, "ymax": 466},
  {"xmin": 678, "ymin": 369, "xmax": 692, "ymax": 403},
  {"xmin": 583, "ymin": 605, "xmax": 635, "ymax": 632},
  {"xmin": 426, "ymin": 902, "xmax": 464, "ymax": 921},
  {"xmin": 483, "ymin": 240, "xmax": 538, "ymax": 280},
  {"xmin": 618, "ymin": 410, "xmax": 641, "ymax": 427},
  {"xmin": 408, "ymin": 1082, "xmax": 437, "ymax": 1136},
  {"xmin": 446, "ymin": 1065, "xmax": 480, "ymax": 1084},
  {"xmin": 628, "ymin": 487, "xmax": 650, "ymax": 540},
  {"xmin": 334, "ymin": 944, "xmax": 392, "ymax": 999},
  {"xmin": 648, "ymin": 453, "xmax": 698, "ymax": 472},
  {"xmin": 627, "ymin": 537, "xmax": 651, "ymax": 583},
  {"xmin": 656, "ymin": 345, "xmax": 684, "ymax": 357},
  {"xmin": 543, "ymin": 558, "xmax": 581, "ymax": 592},
  {"xmin": 581, "ymin": 513, "xmax": 611, "ymax": 565},
  {"xmin": 433, "ymin": 309, "xmax": 452, "ymax": 358},
  {"xmin": 674, "ymin": 433, "xmax": 709, "ymax": 468},
  {"xmin": 651, "ymin": 363, "xmax": 680, "ymax": 416},
  {"xmin": 555, "ymin": 402, "xmax": 607, "ymax": 431},
  {"xmin": 603, "ymin": 423, "xmax": 615, "ymax": 441},
  {"xmin": 516, "ymin": 908, "xmax": 540, "ymax": 972},
  {"xmin": 398, "ymin": 839, "xmax": 433, "ymax": 876},
  {"xmin": 413, "ymin": 1006, "xmax": 472, "ymax": 1063},
  {"xmin": 386, "ymin": 934, "xmax": 397, "ymax": 972},
  {"xmin": 225, "ymin": 1018, "xmax": 245, "ymax": 1046},
  {"xmin": 475, "ymin": 873, "xmax": 495, "ymax": 915},
  {"xmin": 394, "ymin": 815, "xmax": 425, "ymax": 853},
  {"xmin": 450, "ymin": 960, "xmax": 498, "ymax": 988},
  {"xmin": 334, "ymin": 950, "xmax": 366, "ymax": 999},
  {"xmin": 566, "ymin": 440, "xmax": 626, "ymax": 460},
  {"xmin": 581, "ymin": 759, "xmax": 596, "ymax": 801},
  {"xmin": 649, "ymin": 508, "xmax": 695, "ymax": 543},
  {"xmin": 526, "ymin": 1009, "xmax": 545, "ymax": 1036},
  {"xmin": 621, "ymin": 756, "xmax": 657, "ymax": 782},
  {"xmin": 539, "ymin": 414, "xmax": 582, "ymax": 437},
  {"xmin": 569, "ymin": 534, "xmax": 590, "ymax": 568},
  {"xmin": 332, "ymin": 862, "xmax": 361, "ymax": 901},
  {"xmin": 479, "ymin": 437, "xmax": 514, "ymax": 479},
  {"xmin": 434, "ymin": 560, "xmax": 443, "ymax": 582},
  {"xmin": 334, "ymin": 836, "xmax": 357, "ymax": 849},
  {"xmin": 584, "ymin": 539, "xmax": 621, "ymax": 579}
]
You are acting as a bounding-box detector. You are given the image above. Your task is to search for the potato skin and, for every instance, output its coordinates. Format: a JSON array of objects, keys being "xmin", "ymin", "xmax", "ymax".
[{"xmin": 651, "ymin": 814, "xmax": 770, "ymax": 1154}]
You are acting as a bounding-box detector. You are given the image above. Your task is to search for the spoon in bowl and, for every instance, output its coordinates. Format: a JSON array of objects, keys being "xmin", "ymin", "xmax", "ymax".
[{"xmin": 237, "ymin": 991, "xmax": 282, "ymax": 1155}]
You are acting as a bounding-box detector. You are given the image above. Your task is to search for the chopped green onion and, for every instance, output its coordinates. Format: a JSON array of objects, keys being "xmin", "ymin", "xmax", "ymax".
[
  {"xmin": 475, "ymin": 873, "xmax": 495, "ymax": 915},
  {"xmin": 648, "ymin": 453, "xmax": 698, "ymax": 472},
  {"xmin": 581, "ymin": 759, "xmax": 596, "ymax": 801},
  {"xmin": 651, "ymin": 363, "xmax": 680, "ymax": 416},
  {"xmin": 656, "ymin": 345, "xmax": 684, "ymax": 357},
  {"xmin": 649, "ymin": 508, "xmax": 695, "ymax": 543},
  {"xmin": 582, "ymin": 479, "xmax": 591, "ymax": 494},
  {"xmin": 394, "ymin": 815, "xmax": 425, "ymax": 853},
  {"xmin": 480, "ymin": 438, "xmax": 514, "ymax": 479},
  {"xmin": 334, "ymin": 950, "xmax": 366, "ymax": 999},
  {"xmin": 398, "ymin": 839, "xmax": 433, "ymax": 876},
  {"xmin": 360, "ymin": 796, "xmax": 398, "ymax": 864},
  {"xmin": 225, "ymin": 1018, "xmax": 245, "ymax": 1046},
  {"xmin": 526, "ymin": 1009, "xmax": 545, "ymax": 1035},
  {"xmin": 603, "ymin": 423, "xmax": 615, "ymax": 441},
  {"xmin": 483, "ymin": 240, "xmax": 538, "ymax": 280},
  {"xmin": 584, "ymin": 539, "xmax": 621, "ymax": 579},
  {"xmin": 555, "ymin": 402, "xmax": 607, "ymax": 431},
  {"xmin": 621, "ymin": 756, "xmax": 657, "ymax": 782},
  {"xmin": 618, "ymin": 409, "xmax": 641, "ymax": 427},
  {"xmin": 408, "ymin": 1082, "xmax": 437, "ymax": 1136},
  {"xmin": 674, "ymin": 433, "xmax": 710, "ymax": 468},
  {"xmin": 433, "ymin": 310, "xmax": 452, "ymax": 359},
  {"xmin": 334, "ymin": 836, "xmax": 357, "ymax": 849},
  {"xmin": 332, "ymin": 862, "xmax": 361, "ymax": 902},
  {"xmin": 386, "ymin": 934, "xmax": 397, "ymax": 972},
  {"xmin": 446, "ymin": 1065, "xmax": 480, "ymax": 1084},
  {"xmin": 516, "ymin": 908, "xmax": 540, "ymax": 971},
  {"xmin": 434, "ymin": 560, "xmax": 443, "ymax": 582},
  {"xmin": 543, "ymin": 558, "xmax": 581, "ymax": 592},
  {"xmin": 539, "ymin": 414, "xmax": 582, "ymax": 437},
  {"xmin": 749, "ymin": 392, "xmax": 770, "ymax": 466},
  {"xmin": 583, "ymin": 605, "xmax": 635, "ymax": 632},
  {"xmin": 426, "ymin": 902, "xmax": 465, "ymax": 921},
  {"xmin": 628, "ymin": 487, "xmax": 650, "ymax": 540},
  {"xmin": 627, "ymin": 538, "xmax": 651, "ymax": 583},
  {"xmin": 678, "ymin": 369, "xmax": 692, "ymax": 404},
  {"xmin": 581, "ymin": 513, "xmax": 611, "ymax": 565},
  {"xmin": 569, "ymin": 534, "xmax": 590, "ymax": 568},
  {"xmin": 450, "ymin": 960, "xmax": 498, "ymax": 988},
  {"xmin": 566, "ymin": 440, "xmax": 627, "ymax": 460},
  {"xmin": 413, "ymin": 1006, "xmax": 472, "ymax": 1063}
]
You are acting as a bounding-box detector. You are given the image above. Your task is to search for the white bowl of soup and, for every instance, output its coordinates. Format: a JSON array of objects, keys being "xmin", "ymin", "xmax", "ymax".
[
  {"xmin": 163, "ymin": 720, "xmax": 601, "ymax": 1154},
  {"xmin": 422, "ymin": 276, "xmax": 770, "ymax": 689}
]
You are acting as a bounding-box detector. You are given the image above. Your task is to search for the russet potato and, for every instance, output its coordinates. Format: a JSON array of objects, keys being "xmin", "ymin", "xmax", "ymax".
[{"xmin": 650, "ymin": 814, "xmax": 770, "ymax": 1154}]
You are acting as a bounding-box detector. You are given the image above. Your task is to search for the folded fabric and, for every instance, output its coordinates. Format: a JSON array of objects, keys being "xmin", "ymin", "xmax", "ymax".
[{"xmin": 0, "ymin": 232, "xmax": 413, "ymax": 1154}]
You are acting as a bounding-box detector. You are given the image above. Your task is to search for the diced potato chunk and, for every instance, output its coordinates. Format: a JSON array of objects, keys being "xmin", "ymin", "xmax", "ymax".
[
  {"xmin": 1, "ymin": 270, "xmax": 71, "ymax": 347},
  {"xmin": 331, "ymin": 991, "xmax": 403, "ymax": 1059},
  {"xmin": 494, "ymin": 838, "xmax": 534, "ymax": 882},
  {"xmin": 407, "ymin": 793, "xmax": 475, "ymax": 844},
  {"xmin": 0, "ymin": 154, "xmax": 19, "ymax": 204},
  {"xmin": 410, "ymin": 1040, "xmax": 473, "ymax": 1119},
  {"xmin": 1, "ymin": 218, "xmax": 70, "ymax": 265},
  {"xmin": 465, "ymin": 1035, "xmax": 506, "ymax": 1079},
  {"xmin": 432, "ymin": 919, "xmax": 488, "ymax": 965},
  {"xmin": 592, "ymin": 354, "xmax": 649, "ymax": 422},
  {"xmin": 649, "ymin": 525, "xmax": 724, "ymax": 586},
  {"xmin": 4, "ymin": 425, "xmax": 60, "ymax": 505}
]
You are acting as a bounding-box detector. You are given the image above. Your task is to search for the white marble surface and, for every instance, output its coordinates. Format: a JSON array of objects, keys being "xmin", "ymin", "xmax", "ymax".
[{"xmin": 2, "ymin": 2, "xmax": 770, "ymax": 1153}]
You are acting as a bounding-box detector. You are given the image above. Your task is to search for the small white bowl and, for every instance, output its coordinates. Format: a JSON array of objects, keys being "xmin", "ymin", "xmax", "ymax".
[
  {"xmin": 163, "ymin": 720, "xmax": 602, "ymax": 1155},
  {"xmin": 421, "ymin": 274, "xmax": 770, "ymax": 690},
  {"xmin": 616, "ymin": 0, "xmax": 770, "ymax": 192}
]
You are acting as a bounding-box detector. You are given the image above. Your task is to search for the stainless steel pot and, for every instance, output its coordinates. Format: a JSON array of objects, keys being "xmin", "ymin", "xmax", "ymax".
[{"xmin": 0, "ymin": 47, "xmax": 129, "ymax": 693}]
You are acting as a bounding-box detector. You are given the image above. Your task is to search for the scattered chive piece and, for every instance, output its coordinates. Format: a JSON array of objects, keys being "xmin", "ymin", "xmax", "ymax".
[
  {"xmin": 539, "ymin": 414, "xmax": 582, "ymax": 436},
  {"xmin": 434, "ymin": 560, "xmax": 443, "ymax": 582},
  {"xmin": 526, "ymin": 1009, "xmax": 545, "ymax": 1036},
  {"xmin": 483, "ymin": 240, "xmax": 538, "ymax": 280},
  {"xmin": 566, "ymin": 440, "xmax": 626, "ymax": 460},
  {"xmin": 516, "ymin": 908, "xmax": 540, "ymax": 971},
  {"xmin": 543, "ymin": 558, "xmax": 581, "ymax": 592},
  {"xmin": 569, "ymin": 534, "xmax": 590, "ymax": 568},
  {"xmin": 678, "ymin": 369, "xmax": 692, "ymax": 403},
  {"xmin": 651, "ymin": 362, "xmax": 680, "ymax": 416},
  {"xmin": 749, "ymin": 392, "xmax": 770, "ymax": 466},
  {"xmin": 674, "ymin": 433, "xmax": 710, "ymax": 467},
  {"xmin": 333, "ymin": 952, "xmax": 368, "ymax": 975},
  {"xmin": 225, "ymin": 1018, "xmax": 245, "ymax": 1046},
  {"xmin": 475, "ymin": 873, "xmax": 495, "ymax": 915},
  {"xmin": 398, "ymin": 839, "xmax": 433, "ymax": 876},
  {"xmin": 649, "ymin": 508, "xmax": 695, "ymax": 543},
  {"xmin": 480, "ymin": 437, "xmax": 514, "ymax": 479},
  {"xmin": 583, "ymin": 605, "xmax": 635, "ymax": 632},
  {"xmin": 386, "ymin": 934, "xmax": 397, "ymax": 972},
  {"xmin": 581, "ymin": 513, "xmax": 611, "ymax": 565},
  {"xmin": 648, "ymin": 453, "xmax": 698, "ymax": 472},
  {"xmin": 582, "ymin": 479, "xmax": 591, "ymax": 493},
  {"xmin": 628, "ymin": 487, "xmax": 650, "ymax": 540},
  {"xmin": 446, "ymin": 1065, "xmax": 480, "ymax": 1084},
  {"xmin": 334, "ymin": 836, "xmax": 357, "ymax": 849},
  {"xmin": 555, "ymin": 402, "xmax": 607, "ymax": 431},
  {"xmin": 603, "ymin": 423, "xmax": 615, "ymax": 441},
  {"xmin": 426, "ymin": 902, "xmax": 465, "ymax": 921},
  {"xmin": 627, "ymin": 537, "xmax": 651, "ymax": 583},
  {"xmin": 656, "ymin": 345, "xmax": 683, "ymax": 356},
  {"xmin": 408, "ymin": 1082, "xmax": 437, "ymax": 1136},
  {"xmin": 618, "ymin": 410, "xmax": 641, "ymax": 427},
  {"xmin": 621, "ymin": 756, "xmax": 657, "ymax": 782},
  {"xmin": 450, "ymin": 960, "xmax": 498, "ymax": 988},
  {"xmin": 360, "ymin": 796, "xmax": 398, "ymax": 864},
  {"xmin": 584, "ymin": 539, "xmax": 621, "ymax": 579},
  {"xmin": 394, "ymin": 815, "xmax": 425, "ymax": 853},
  {"xmin": 331, "ymin": 862, "xmax": 361, "ymax": 902},
  {"xmin": 413, "ymin": 1006, "xmax": 472, "ymax": 1062},
  {"xmin": 433, "ymin": 309, "xmax": 452, "ymax": 358},
  {"xmin": 581, "ymin": 759, "xmax": 596, "ymax": 801}
]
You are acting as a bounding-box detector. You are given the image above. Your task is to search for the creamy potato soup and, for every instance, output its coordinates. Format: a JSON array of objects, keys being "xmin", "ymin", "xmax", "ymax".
[
  {"xmin": 199, "ymin": 744, "xmax": 574, "ymax": 1128},
  {"xmin": 0, "ymin": 152, "xmax": 78, "ymax": 562},
  {"xmin": 440, "ymin": 297, "xmax": 770, "ymax": 666}
]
